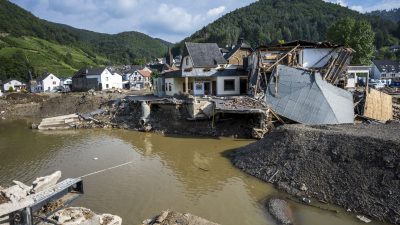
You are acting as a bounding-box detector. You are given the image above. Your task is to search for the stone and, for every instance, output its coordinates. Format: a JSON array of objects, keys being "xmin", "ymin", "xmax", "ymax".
[
  {"xmin": 300, "ymin": 183, "xmax": 308, "ymax": 192},
  {"xmin": 268, "ymin": 198, "xmax": 294, "ymax": 225},
  {"xmin": 32, "ymin": 171, "xmax": 62, "ymax": 193},
  {"xmin": 51, "ymin": 207, "xmax": 122, "ymax": 225},
  {"xmin": 2, "ymin": 184, "xmax": 29, "ymax": 203}
]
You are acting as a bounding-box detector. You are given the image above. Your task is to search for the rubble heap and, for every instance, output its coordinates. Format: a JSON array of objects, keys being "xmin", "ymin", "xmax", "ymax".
[{"xmin": 232, "ymin": 124, "xmax": 400, "ymax": 225}]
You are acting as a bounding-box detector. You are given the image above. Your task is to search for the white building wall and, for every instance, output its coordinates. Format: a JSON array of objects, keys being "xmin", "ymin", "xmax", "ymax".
[
  {"xmin": 4, "ymin": 80, "xmax": 23, "ymax": 92},
  {"xmin": 42, "ymin": 74, "xmax": 61, "ymax": 92},
  {"xmin": 165, "ymin": 78, "xmax": 183, "ymax": 96},
  {"xmin": 301, "ymin": 49, "xmax": 337, "ymax": 68},
  {"xmin": 181, "ymin": 56, "xmax": 194, "ymax": 71},
  {"xmin": 216, "ymin": 76, "xmax": 240, "ymax": 96}
]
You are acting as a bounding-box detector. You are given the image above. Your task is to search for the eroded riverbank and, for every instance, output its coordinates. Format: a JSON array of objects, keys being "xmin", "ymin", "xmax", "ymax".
[{"xmin": 0, "ymin": 120, "xmax": 390, "ymax": 225}]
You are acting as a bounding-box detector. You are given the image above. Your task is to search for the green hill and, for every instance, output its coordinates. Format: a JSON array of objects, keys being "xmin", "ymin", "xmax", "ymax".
[
  {"xmin": 368, "ymin": 8, "xmax": 400, "ymax": 23},
  {"xmin": 173, "ymin": 0, "xmax": 399, "ymax": 54},
  {"xmin": 0, "ymin": 0, "xmax": 169, "ymax": 81}
]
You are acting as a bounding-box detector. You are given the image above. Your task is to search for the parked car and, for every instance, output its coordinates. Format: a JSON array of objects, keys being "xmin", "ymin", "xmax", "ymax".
[
  {"xmin": 368, "ymin": 80, "xmax": 385, "ymax": 89},
  {"xmin": 389, "ymin": 81, "xmax": 400, "ymax": 87}
]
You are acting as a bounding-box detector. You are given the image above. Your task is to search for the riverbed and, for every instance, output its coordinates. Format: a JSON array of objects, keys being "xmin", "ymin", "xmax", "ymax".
[{"xmin": 0, "ymin": 120, "xmax": 389, "ymax": 225}]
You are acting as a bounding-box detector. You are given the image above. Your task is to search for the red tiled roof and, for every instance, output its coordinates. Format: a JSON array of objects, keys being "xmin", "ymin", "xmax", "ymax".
[{"xmin": 138, "ymin": 70, "xmax": 151, "ymax": 77}]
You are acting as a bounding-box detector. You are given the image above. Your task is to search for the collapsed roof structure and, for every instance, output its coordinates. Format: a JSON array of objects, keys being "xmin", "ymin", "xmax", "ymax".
[{"xmin": 249, "ymin": 40, "xmax": 355, "ymax": 125}]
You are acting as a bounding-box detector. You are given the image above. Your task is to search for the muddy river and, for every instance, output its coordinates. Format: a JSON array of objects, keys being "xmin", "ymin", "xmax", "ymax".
[{"xmin": 0, "ymin": 120, "xmax": 389, "ymax": 225}]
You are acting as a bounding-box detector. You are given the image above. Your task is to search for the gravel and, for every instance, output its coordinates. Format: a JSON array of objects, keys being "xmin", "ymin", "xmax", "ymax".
[{"xmin": 231, "ymin": 124, "xmax": 400, "ymax": 225}]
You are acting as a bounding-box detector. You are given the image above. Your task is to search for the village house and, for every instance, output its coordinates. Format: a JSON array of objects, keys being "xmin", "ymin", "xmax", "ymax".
[
  {"xmin": 372, "ymin": 60, "xmax": 400, "ymax": 85},
  {"xmin": 60, "ymin": 77, "xmax": 72, "ymax": 92},
  {"xmin": 72, "ymin": 67, "xmax": 123, "ymax": 92},
  {"xmin": 2, "ymin": 79, "xmax": 25, "ymax": 92},
  {"xmin": 124, "ymin": 66, "xmax": 152, "ymax": 89},
  {"xmin": 155, "ymin": 42, "xmax": 249, "ymax": 97},
  {"xmin": 32, "ymin": 73, "xmax": 61, "ymax": 92},
  {"xmin": 224, "ymin": 38, "xmax": 253, "ymax": 69}
]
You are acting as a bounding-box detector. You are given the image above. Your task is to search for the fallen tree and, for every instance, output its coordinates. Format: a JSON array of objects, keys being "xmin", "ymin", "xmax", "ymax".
[{"xmin": 231, "ymin": 124, "xmax": 400, "ymax": 225}]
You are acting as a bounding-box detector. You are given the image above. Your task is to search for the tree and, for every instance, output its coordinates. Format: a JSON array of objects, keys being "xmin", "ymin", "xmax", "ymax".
[{"xmin": 327, "ymin": 17, "xmax": 375, "ymax": 65}]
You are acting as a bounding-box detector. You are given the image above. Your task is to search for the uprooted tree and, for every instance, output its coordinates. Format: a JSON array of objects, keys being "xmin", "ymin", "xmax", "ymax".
[{"xmin": 327, "ymin": 17, "xmax": 375, "ymax": 65}]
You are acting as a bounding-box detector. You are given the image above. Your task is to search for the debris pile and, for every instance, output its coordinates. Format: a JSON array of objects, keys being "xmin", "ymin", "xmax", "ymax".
[
  {"xmin": 0, "ymin": 172, "xmax": 122, "ymax": 225},
  {"xmin": 231, "ymin": 124, "xmax": 400, "ymax": 225},
  {"xmin": 142, "ymin": 210, "xmax": 219, "ymax": 225},
  {"xmin": 48, "ymin": 207, "xmax": 122, "ymax": 225},
  {"xmin": 393, "ymin": 97, "xmax": 400, "ymax": 121}
]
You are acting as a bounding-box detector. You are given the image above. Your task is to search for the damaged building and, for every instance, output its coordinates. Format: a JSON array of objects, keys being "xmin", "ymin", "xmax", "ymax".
[{"xmin": 248, "ymin": 40, "xmax": 356, "ymax": 125}]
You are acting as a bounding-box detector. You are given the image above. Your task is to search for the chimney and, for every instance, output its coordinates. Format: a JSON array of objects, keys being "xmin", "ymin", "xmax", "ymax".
[{"xmin": 238, "ymin": 37, "xmax": 244, "ymax": 46}]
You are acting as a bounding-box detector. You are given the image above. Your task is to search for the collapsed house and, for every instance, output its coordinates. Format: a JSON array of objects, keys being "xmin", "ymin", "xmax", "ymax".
[{"xmin": 248, "ymin": 40, "xmax": 355, "ymax": 124}]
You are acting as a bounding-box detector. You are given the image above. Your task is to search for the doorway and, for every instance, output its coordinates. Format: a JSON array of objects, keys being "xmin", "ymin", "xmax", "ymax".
[
  {"xmin": 240, "ymin": 79, "xmax": 248, "ymax": 95},
  {"xmin": 204, "ymin": 82, "xmax": 211, "ymax": 96}
]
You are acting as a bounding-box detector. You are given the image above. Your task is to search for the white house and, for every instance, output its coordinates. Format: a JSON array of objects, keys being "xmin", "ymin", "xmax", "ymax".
[
  {"xmin": 156, "ymin": 42, "xmax": 248, "ymax": 97},
  {"xmin": 34, "ymin": 73, "xmax": 61, "ymax": 92},
  {"xmin": 372, "ymin": 60, "xmax": 400, "ymax": 85},
  {"xmin": 3, "ymin": 79, "xmax": 25, "ymax": 92},
  {"xmin": 124, "ymin": 67, "xmax": 152, "ymax": 89},
  {"xmin": 72, "ymin": 68, "xmax": 123, "ymax": 91}
]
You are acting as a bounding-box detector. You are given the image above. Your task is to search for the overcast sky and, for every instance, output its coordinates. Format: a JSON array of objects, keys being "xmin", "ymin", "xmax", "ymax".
[{"xmin": 10, "ymin": 0, "xmax": 400, "ymax": 43}]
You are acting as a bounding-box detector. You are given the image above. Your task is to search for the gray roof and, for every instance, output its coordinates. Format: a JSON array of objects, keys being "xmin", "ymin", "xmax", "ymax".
[
  {"xmin": 37, "ymin": 73, "xmax": 58, "ymax": 81},
  {"xmin": 73, "ymin": 67, "xmax": 107, "ymax": 78},
  {"xmin": 185, "ymin": 42, "xmax": 227, "ymax": 68},
  {"xmin": 265, "ymin": 65, "xmax": 354, "ymax": 125},
  {"xmin": 372, "ymin": 60, "xmax": 400, "ymax": 73},
  {"xmin": 224, "ymin": 41, "xmax": 253, "ymax": 60}
]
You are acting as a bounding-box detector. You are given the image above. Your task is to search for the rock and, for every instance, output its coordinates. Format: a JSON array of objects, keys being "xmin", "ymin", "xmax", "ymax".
[
  {"xmin": 356, "ymin": 215, "xmax": 372, "ymax": 223},
  {"xmin": 2, "ymin": 184, "xmax": 30, "ymax": 203},
  {"xmin": 142, "ymin": 211, "xmax": 219, "ymax": 225},
  {"xmin": 300, "ymin": 183, "xmax": 308, "ymax": 192},
  {"xmin": 267, "ymin": 198, "xmax": 293, "ymax": 225},
  {"xmin": 31, "ymin": 123, "xmax": 39, "ymax": 129},
  {"xmin": 51, "ymin": 207, "xmax": 122, "ymax": 225},
  {"xmin": 32, "ymin": 171, "xmax": 62, "ymax": 193}
]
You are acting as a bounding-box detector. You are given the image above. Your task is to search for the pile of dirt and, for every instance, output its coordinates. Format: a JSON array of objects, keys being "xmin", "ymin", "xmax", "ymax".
[
  {"xmin": 231, "ymin": 124, "xmax": 400, "ymax": 225},
  {"xmin": 5, "ymin": 93, "xmax": 49, "ymax": 103},
  {"xmin": 0, "ymin": 92, "xmax": 125, "ymax": 118}
]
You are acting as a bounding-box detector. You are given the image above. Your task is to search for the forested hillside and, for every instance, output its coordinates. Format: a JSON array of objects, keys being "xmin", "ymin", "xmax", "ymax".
[
  {"xmin": 0, "ymin": 0, "xmax": 169, "ymax": 81},
  {"xmin": 368, "ymin": 8, "xmax": 400, "ymax": 23},
  {"xmin": 174, "ymin": 0, "xmax": 399, "ymax": 55}
]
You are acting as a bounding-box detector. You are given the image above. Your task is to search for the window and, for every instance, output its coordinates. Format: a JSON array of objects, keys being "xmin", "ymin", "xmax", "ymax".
[
  {"xmin": 224, "ymin": 79, "xmax": 235, "ymax": 91},
  {"xmin": 105, "ymin": 77, "xmax": 109, "ymax": 81},
  {"xmin": 134, "ymin": 77, "xmax": 137, "ymax": 81},
  {"xmin": 186, "ymin": 57, "xmax": 189, "ymax": 65},
  {"xmin": 50, "ymin": 76, "xmax": 53, "ymax": 79},
  {"xmin": 53, "ymin": 81, "xmax": 56, "ymax": 85},
  {"xmin": 106, "ymin": 84, "xmax": 109, "ymax": 88},
  {"xmin": 168, "ymin": 83, "xmax": 172, "ymax": 91}
]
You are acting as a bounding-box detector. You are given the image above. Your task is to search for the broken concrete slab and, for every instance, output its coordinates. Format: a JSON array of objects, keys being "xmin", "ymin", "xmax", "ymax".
[
  {"xmin": 32, "ymin": 171, "xmax": 62, "ymax": 193},
  {"xmin": 142, "ymin": 210, "xmax": 219, "ymax": 225},
  {"xmin": 49, "ymin": 207, "xmax": 122, "ymax": 225}
]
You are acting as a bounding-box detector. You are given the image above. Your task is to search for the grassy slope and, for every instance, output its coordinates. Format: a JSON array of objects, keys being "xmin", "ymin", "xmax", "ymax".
[{"xmin": 0, "ymin": 36, "xmax": 108, "ymax": 77}]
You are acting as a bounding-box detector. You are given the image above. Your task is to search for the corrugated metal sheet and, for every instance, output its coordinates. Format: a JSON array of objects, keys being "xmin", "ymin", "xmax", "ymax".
[{"xmin": 265, "ymin": 65, "xmax": 354, "ymax": 124}]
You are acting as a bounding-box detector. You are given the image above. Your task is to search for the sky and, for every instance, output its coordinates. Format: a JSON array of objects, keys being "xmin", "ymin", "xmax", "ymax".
[{"xmin": 10, "ymin": 0, "xmax": 400, "ymax": 43}]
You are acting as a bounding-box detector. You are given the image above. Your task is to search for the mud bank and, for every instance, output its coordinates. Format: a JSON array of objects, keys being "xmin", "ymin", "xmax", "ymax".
[
  {"xmin": 0, "ymin": 92, "xmax": 125, "ymax": 119},
  {"xmin": 231, "ymin": 124, "xmax": 400, "ymax": 224}
]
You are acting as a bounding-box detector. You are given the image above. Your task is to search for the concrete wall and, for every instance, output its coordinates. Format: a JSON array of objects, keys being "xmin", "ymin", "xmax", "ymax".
[{"xmin": 216, "ymin": 76, "xmax": 240, "ymax": 96}]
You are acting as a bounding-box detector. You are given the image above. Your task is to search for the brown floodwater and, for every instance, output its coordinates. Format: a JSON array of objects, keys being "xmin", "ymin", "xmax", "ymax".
[{"xmin": 0, "ymin": 120, "xmax": 390, "ymax": 225}]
